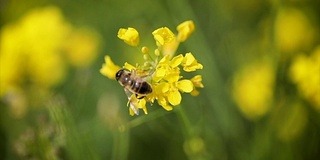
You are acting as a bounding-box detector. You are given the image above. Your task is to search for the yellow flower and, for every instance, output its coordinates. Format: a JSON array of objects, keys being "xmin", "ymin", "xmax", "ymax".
[
  {"xmin": 100, "ymin": 55, "xmax": 121, "ymax": 79},
  {"xmin": 190, "ymin": 75, "xmax": 204, "ymax": 96},
  {"xmin": 152, "ymin": 27, "xmax": 175, "ymax": 46},
  {"xmin": 161, "ymin": 40, "xmax": 180, "ymax": 58},
  {"xmin": 177, "ymin": 20, "xmax": 195, "ymax": 42},
  {"xmin": 150, "ymin": 78, "xmax": 193, "ymax": 110},
  {"xmin": 147, "ymin": 54, "xmax": 194, "ymax": 110},
  {"xmin": 123, "ymin": 62, "xmax": 136, "ymax": 71},
  {"xmin": 162, "ymin": 20, "xmax": 195, "ymax": 58},
  {"xmin": 63, "ymin": 27, "xmax": 101, "ymax": 68},
  {"xmin": 289, "ymin": 47, "xmax": 320, "ymax": 110},
  {"xmin": 181, "ymin": 52, "xmax": 203, "ymax": 72},
  {"xmin": 275, "ymin": 8, "xmax": 315, "ymax": 54},
  {"xmin": 117, "ymin": 27, "xmax": 140, "ymax": 46},
  {"xmin": 0, "ymin": 6, "xmax": 100, "ymax": 118},
  {"xmin": 101, "ymin": 21, "xmax": 203, "ymax": 116},
  {"xmin": 232, "ymin": 61, "xmax": 275, "ymax": 120},
  {"xmin": 152, "ymin": 54, "xmax": 182, "ymax": 82},
  {"xmin": 0, "ymin": 6, "xmax": 70, "ymax": 96}
]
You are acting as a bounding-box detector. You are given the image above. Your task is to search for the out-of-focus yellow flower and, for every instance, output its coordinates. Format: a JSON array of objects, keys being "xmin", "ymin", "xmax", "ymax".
[
  {"xmin": 0, "ymin": 28, "xmax": 22, "ymax": 97},
  {"xmin": 0, "ymin": 6, "xmax": 69, "ymax": 93},
  {"xmin": 101, "ymin": 20, "xmax": 203, "ymax": 116},
  {"xmin": 232, "ymin": 61, "xmax": 275, "ymax": 120},
  {"xmin": 177, "ymin": 20, "xmax": 195, "ymax": 42},
  {"xmin": 117, "ymin": 27, "xmax": 140, "ymax": 46},
  {"xmin": 152, "ymin": 27, "xmax": 175, "ymax": 46},
  {"xmin": 63, "ymin": 27, "xmax": 101, "ymax": 68},
  {"xmin": 1, "ymin": 6, "xmax": 70, "ymax": 89},
  {"xmin": 183, "ymin": 136, "xmax": 206, "ymax": 158},
  {"xmin": 0, "ymin": 6, "xmax": 102, "ymax": 118},
  {"xmin": 0, "ymin": 6, "xmax": 82, "ymax": 118},
  {"xmin": 100, "ymin": 55, "xmax": 121, "ymax": 79},
  {"xmin": 275, "ymin": 8, "xmax": 315, "ymax": 54},
  {"xmin": 289, "ymin": 47, "xmax": 320, "ymax": 110}
]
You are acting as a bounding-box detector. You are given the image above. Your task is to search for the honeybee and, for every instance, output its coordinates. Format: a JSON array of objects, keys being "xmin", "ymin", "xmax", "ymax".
[{"xmin": 115, "ymin": 69, "xmax": 152, "ymax": 115}]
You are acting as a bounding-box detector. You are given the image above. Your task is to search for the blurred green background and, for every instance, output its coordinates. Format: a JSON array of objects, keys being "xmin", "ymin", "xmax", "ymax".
[{"xmin": 1, "ymin": 0, "xmax": 320, "ymax": 159}]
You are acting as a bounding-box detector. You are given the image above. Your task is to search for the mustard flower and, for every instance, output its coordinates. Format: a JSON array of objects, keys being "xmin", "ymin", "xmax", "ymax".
[
  {"xmin": 190, "ymin": 75, "xmax": 204, "ymax": 96},
  {"xmin": 182, "ymin": 52, "xmax": 204, "ymax": 72},
  {"xmin": 152, "ymin": 27, "xmax": 175, "ymax": 46},
  {"xmin": 100, "ymin": 20, "xmax": 203, "ymax": 116},
  {"xmin": 161, "ymin": 20, "xmax": 195, "ymax": 58},
  {"xmin": 177, "ymin": 20, "xmax": 195, "ymax": 42},
  {"xmin": 100, "ymin": 56, "xmax": 121, "ymax": 79},
  {"xmin": 117, "ymin": 27, "xmax": 140, "ymax": 46}
]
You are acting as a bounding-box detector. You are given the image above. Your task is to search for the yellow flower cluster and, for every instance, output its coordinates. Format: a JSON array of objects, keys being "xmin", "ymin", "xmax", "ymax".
[
  {"xmin": 0, "ymin": 6, "xmax": 101, "ymax": 118},
  {"xmin": 100, "ymin": 20, "xmax": 204, "ymax": 116},
  {"xmin": 289, "ymin": 47, "xmax": 320, "ymax": 110}
]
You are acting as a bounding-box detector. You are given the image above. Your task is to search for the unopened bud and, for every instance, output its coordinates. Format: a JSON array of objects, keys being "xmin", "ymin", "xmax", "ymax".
[
  {"xmin": 154, "ymin": 49, "xmax": 160, "ymax": 56},
  {"xmin": 141, "ymin": 46, "xmax": 149, "ymax": 54}
]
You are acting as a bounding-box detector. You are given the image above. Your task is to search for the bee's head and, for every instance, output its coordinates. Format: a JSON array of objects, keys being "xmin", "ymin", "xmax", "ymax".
[{"xmin": 115, "ymin": 69, "xmax": 125, "ymax": 81}]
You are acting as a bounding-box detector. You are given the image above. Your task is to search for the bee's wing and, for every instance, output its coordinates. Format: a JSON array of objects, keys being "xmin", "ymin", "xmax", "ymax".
[
  {"xmin": 124, "ymin": 88, "xmax": 132, "ymax": 98},
  {"xmin": 124, "ymin": 88, "xmax": 139, "ymax": 115},
  {"xmin": 129, "ymin": 101, "xmax": 139, "ymax": 115}
]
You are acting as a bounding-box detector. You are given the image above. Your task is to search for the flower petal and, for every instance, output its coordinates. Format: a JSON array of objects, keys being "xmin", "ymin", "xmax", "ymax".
[
  {"xmin": 155, "ymin": 82, "xmax": 170, "ymax": 93},
  {"xmin": 100, "ymin": 55, "xmax": 121, "ymax": 79},
  {"xmin": 184, "ymin": 52, "xmax": 196, "ymax": 66},
  {"xmin": 123, "ymin": 62, "xmax": 136, "ymax": 71},
  {"xmin": 183, "ymin": 63, "xmax": 203, "ymax": 72},
  {"xmin": 164, "ymin": 70, "xmax": 180, "ymax": 83},
  {"xmin": 117, "ymin": 27, "xmax": 140, "ymax": 46},
  {"xmin": 168, "ymin": 90, "xmax": 181, "ymax": 106},
  {"xmin": 177, "ymin": 20, "xmax": 195, "ymax": 42},
  {"xmin": 152, "ymin": 27, "xmax": 175, "ymax": 46},
  {"xmin": 177, "ymin": 79, "xmax": 193, "ymax": 93},
  {"xmin": 170, "ymin": 54, "xmax": 183, "ymax": 68},
  {"xmin": 158, "ymin": 96, "xmax": 173, "ymax": 111},
  {"xmin": 159, "ymin": 55, "xmax": 170, "ymax": 64},
  {"xmin": 190, "ymin": 89, "xmax": 200, "ymax": 96},
  {"xmin": 191, "ymin": 75, "xmax": 204, "ymax": 88},
  {"xmin": 182, "ymin": 52, "xmax": 203, "ymax": 72},
  {"xmin": 153, "ymin": 67, "xmax": 166, "ymax": 82},
  {"xmin": 162, "ymin": 104, "xmax": 173, "ymax": 111}
]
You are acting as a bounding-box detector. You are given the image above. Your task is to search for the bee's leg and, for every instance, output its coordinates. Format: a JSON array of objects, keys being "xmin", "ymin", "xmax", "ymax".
[{"xmin": 136, "ymin": 94, "xmax": 145, "ymax": 99}]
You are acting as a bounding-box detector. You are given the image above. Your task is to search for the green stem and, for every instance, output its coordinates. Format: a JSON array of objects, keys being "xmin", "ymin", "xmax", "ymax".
[
  {"xmin": 126, "ymin": 109, "xmax": 167, "ymax": 128},
  {"xmin": 111, "ymin": 127, "xmax": 129, "ymax": 160},
  {"xmin": 175, "ymin": 105, "xmax": 193, "ymax": 139}
]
